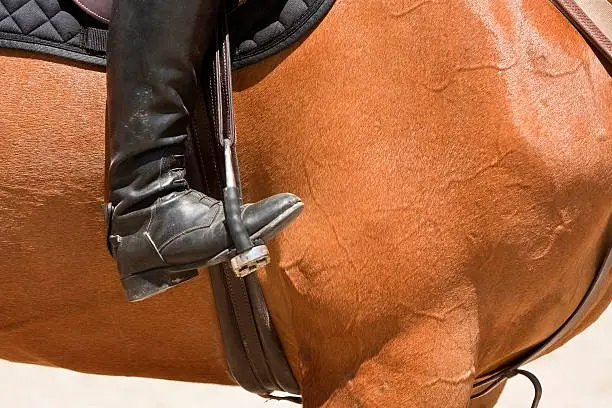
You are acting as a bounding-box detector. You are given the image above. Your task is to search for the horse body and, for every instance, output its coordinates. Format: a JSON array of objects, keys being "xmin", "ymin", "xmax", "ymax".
[{"xmin": 0, "ymin": 1, "xmax": 610, "ymax": 407}]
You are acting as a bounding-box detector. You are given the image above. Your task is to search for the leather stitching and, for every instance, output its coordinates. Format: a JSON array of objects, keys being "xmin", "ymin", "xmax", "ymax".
[
  {"xmin": 73, "ymin": 0, "xmax": 108, "ymax": 23},
  {"xmin": 0, "ymin": 0, "xmax": 80, "ymax": 43}
]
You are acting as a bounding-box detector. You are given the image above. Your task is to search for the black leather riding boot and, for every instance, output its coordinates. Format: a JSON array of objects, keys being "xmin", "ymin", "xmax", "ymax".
[{"xmin": 106, "ymin": 0, "xmax": 303, "ymax": 301}]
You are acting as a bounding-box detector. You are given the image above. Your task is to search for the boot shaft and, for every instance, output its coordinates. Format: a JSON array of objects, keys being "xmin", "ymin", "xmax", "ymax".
[{"xmin": 106, "ymin": 0, "xmax": 221, "ymax": 215}]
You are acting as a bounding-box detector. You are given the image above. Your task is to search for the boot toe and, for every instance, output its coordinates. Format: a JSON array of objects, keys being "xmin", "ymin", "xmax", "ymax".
[{"xmin": 242, "ymin": 193, "xmax": 303, "ymax": 241}]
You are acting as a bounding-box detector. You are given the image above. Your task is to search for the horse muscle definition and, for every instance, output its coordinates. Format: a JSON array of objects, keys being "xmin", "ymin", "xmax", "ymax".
[{"xmin": 0, "ymin": 0, "xmax": 610, "ymax": 407}]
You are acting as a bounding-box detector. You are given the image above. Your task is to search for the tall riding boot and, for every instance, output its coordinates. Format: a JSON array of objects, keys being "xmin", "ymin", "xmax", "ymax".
[{"xmin": 106, "ymin": 0, "xmax": 303, "ymax": 302}]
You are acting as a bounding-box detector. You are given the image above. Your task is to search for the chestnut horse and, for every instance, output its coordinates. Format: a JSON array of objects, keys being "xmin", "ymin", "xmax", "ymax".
[{"xmin": 0, "ymin": 0, "xmax": 610, "ymax": 407}]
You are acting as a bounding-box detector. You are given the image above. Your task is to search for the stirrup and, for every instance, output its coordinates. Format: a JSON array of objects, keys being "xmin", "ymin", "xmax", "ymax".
[
  {"xmin": 222, "ymin": 139, "xmax": 270, "ymax": 277},
  {"xmin": 230, "ymin": 245, "xmax": 270, "ymax": 278},
  {"xmin": 213, "ymin": 21, "xmax": 270, "ymax": 278}
]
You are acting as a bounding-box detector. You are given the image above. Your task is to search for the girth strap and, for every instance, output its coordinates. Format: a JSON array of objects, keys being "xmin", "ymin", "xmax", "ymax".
[{"xmin": 471, "ymin": 243, "xmax": 612, "ymax": 401}]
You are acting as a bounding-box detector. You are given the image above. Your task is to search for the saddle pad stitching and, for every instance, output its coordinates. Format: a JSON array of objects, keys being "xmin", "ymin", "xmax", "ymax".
[
  {"xmin": 48, "ymin": 13, "xmax": 80, "ymax": 43},
  {"xmin": 0, "ymin": 30, "xmax": 79, "ymax": 52},
  {"xmin": 72, "ymin": 0, "xmax": 107, "ymax": 23},
  {"xmin": 232, "ymin": 0, "xmax": 335, "ymax": 69},
  {"xmin": 0, "ymin": 32, "xmax": 105, "ymax": 65},
  {"xmin": 1, "ymin": 1, "xmax": 55, "ymax": 34},
  {"xmin": 235, "ymin": 0, "xmax": 324, "ymax": 60},
  {"xmin": 3, "ymin": 0, "xmax": 31, "ymax": 15},
  {"xmin": 0, "ymin": 1, "xmax": 80, "ymax": 44},
  {"xmin": 0, "ymin": 0, "xmax": 337, "ymax": 69}
]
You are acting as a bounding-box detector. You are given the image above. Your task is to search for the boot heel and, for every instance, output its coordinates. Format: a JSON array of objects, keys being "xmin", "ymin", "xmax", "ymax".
[{"xmin": 121, "ymin": 269, "xmax": 199, "ymax": 302}]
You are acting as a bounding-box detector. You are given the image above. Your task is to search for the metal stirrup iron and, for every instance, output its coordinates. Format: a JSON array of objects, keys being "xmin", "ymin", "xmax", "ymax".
[
  {"xmin": 223, "ymin": 139, "xmax": 270, "ymax": 277},
  {"xmin": 213, "ymin": 11, "xmax": 270, "ymax": 278}
]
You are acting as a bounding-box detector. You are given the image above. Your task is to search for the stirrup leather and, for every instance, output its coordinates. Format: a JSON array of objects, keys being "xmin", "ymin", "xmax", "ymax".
[{"xmin": 212, "ymin": 21, "xmax": 271, "ymax": 278}]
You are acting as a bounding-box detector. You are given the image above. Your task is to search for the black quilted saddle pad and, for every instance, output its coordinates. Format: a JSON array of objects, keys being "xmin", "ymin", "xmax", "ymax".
[{"xmin": 0, "ymin": 0, "xmax": 335, "ymax": 68}]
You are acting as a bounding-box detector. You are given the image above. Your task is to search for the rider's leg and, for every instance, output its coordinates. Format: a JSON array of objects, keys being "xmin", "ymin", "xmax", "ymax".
[{"xmin": 105, "ymin": 0, "xmax": 302, "ymax": 301}]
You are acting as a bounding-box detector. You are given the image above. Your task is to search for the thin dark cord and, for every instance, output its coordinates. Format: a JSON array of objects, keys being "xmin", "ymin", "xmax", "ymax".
[
  {"xmin": 265, "ymin": 368, "xmax": 543, "ymax": 406},
  {"xmin": 470, "ymin": 375, "xmax": 508, "ymax": 399},
  {"xmin": 509, "ymin": 369, "xmax": 542, "ymax": 408},
  {"xmin": 471, "ymin": 368, "xmax": 542, "ymax": 408}
]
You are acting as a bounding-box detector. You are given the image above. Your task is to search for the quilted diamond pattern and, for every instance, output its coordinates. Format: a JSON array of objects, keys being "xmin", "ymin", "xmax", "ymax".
[
  {"xmin": 279, "ymin": 0, "xmax": 307, "ymax": 27},
  {"xmin": 0, "ymin": 0, "xmax": 335, "ymax": 69},
  {"xmin": 237, "ymin": 0, "xmax": 309, "ymax": 52},
  {"xmin": 0, "ymin": 0, "xmax": 81, "ymax": 44}
]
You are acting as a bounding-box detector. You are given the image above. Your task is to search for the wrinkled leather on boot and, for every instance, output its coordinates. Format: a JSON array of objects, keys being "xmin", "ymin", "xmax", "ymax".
[
  {"xmin": 109, "ymin": 190, "xmax": 303, "ymax": 301},
  {"xmin": 109, "ymin": 191, "xmax": 303, "ymax": 277}
]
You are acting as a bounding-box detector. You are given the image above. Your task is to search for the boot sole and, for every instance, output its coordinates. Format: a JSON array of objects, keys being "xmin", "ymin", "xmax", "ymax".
[{"xmin": 121, "ymin": 201, "xmax": 304, "ymax": 302}]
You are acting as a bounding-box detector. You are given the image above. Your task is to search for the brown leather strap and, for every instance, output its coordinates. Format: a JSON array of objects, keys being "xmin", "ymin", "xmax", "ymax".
[
  {"xmin": 244, "ymin": 273, "xmax": 302, "ymax": 393},
  {"xmin": 190, "ymin": 6, "xmax": 300, "ymax": 400},
  {"xmin": 550, "ymin": 0, "xmax": 612, "ymax": 66},
  {"xmin": 209, "ymin": 266, "xmax": 282, "ymax": 393},
  {"xmin": 471, "ymin": 243, "xmax": 612, "ymax": 398}
]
